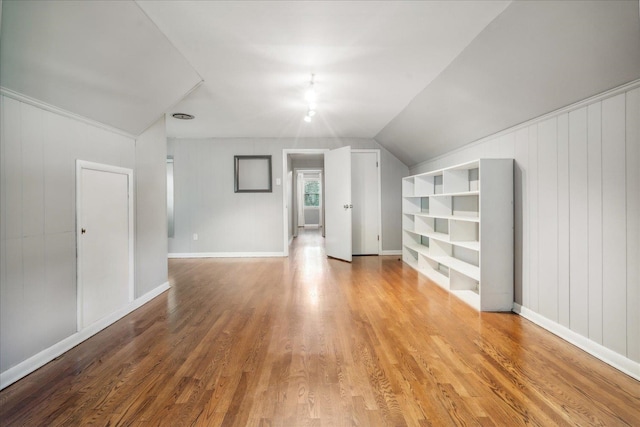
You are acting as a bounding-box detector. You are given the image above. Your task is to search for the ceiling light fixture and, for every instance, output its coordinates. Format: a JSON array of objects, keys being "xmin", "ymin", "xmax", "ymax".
[
  {"xmin": 172, "ymin": 113, "xmax": 195, "ymax": 120},
  {"xmin": 303, "ymin": 74, "xmax": 317, "ymax": 123}
]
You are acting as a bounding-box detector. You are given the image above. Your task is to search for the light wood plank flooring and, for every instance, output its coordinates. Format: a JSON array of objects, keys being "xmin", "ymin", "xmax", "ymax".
[{"xmin": 1, "ymin": 229, "xmax": 639, "ymax": 425}]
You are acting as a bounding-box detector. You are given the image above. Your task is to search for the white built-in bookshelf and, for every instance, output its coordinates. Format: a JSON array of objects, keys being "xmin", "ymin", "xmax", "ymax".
[{"xmin": 402, "ymin": 159, "xmax": 513, "ymax": 311}]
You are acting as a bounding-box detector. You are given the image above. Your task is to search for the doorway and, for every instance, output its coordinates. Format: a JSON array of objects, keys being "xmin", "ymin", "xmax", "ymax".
[
  {"xmin": 297, "ymin": 170, "xmax": 323, "ymax": 230},
  {"xmin": 283, "ymin": 149, "xmax": 328, "ymax": 256},
  {"xmin": 76, "ymin": 160, "xmax": 134, "ymax": 330},
  {"xmin": 282, "ymin": 148, "xmax": 382, "ymax": 259}
]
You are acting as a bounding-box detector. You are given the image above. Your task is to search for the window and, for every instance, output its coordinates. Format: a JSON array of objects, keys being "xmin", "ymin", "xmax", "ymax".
[{"xmin": 304, "ymin": 180, "xmax": 320, "ymax": 207}]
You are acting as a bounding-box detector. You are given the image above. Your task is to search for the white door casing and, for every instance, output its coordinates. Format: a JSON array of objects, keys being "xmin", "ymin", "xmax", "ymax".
[
  {"xmin": 324, "ymin": 146, "xmax": 352, "ymax": 262},
  {"xmin": 76, "ymin": 160, "xmax": 134, "ymax": 330},
  {"xmin": 281, "ymin": 149, "xmax": 329, "ymax": 256}
]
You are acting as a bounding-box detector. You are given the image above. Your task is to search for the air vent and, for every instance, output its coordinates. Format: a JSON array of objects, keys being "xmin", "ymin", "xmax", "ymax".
[{"xmin": 172, "ymin": 113, "xmax": 195, "ymax": 120}]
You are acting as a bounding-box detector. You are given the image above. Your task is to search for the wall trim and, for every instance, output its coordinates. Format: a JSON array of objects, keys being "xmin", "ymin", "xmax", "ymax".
[
  {"xmin": 0, "ymin": 281, "xmax": 170, "ymax": 390},
  {"xmin": 513, "ymin": 303, "xmax": 640, "ymax": 381},
  {"xmin": 0, "ymin": 86, "xmax": 136, "ymax": 140},
  {"xmin": 411, "ymin": 78, "xmax": 640, "ymax": 172},
  {"xmin": 381, "ymin": 250, "xmax": 402, "ymax": 256},
  {"xmin": 169, "ymin": 252, "xmax": 285, "ymax": 259}
]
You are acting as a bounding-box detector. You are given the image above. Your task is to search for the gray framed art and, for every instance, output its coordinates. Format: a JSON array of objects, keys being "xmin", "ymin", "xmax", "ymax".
[{"xmin": 234, "ymin": 155, "xmax": 272, "ymax": 193}]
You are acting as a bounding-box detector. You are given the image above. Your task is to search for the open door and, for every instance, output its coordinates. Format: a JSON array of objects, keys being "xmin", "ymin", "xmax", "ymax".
[{"xmin": 324, "ymin": 146, "xmax": 352, "ymax": 262}]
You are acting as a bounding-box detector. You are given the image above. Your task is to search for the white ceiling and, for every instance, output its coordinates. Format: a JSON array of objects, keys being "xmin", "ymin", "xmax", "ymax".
[
  {"xmin": 376, "ymin": 0, "xmax": 640, "ymax": 165},
  {"xmin": 0, "ymin": 0, "xmax": 202, "ymax": 136},
  {"xmin": 1, "ymin": 1, "xmax": 638, "ymax": 167},
  {"xmin": 136, "ymin": 1, "xmax": 510, "ymax": 139}
]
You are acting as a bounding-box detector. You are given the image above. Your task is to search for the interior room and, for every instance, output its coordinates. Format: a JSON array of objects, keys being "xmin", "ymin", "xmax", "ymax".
[{"xmin": 0, "ymin": 1, "xmax": 638, "ymax": 425}]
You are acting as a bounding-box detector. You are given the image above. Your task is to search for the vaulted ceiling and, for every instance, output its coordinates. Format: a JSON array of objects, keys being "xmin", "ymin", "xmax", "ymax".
[
  {"xmin": 1, "ymin": 1, "xmax": 638, "ymax": 167},
  {"xmin": 0, "ymin": 0, "xmax": 203, "ymax": 136}
]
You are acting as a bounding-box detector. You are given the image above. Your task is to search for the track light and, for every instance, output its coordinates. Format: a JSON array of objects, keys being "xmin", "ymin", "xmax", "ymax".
[
  {"xmin": 303, "ymin": 73, "xmax": 317, "ymax": 123},
  {"xmin": 305, "ymin": 87, "xmax": 317, "ymax": 104}
]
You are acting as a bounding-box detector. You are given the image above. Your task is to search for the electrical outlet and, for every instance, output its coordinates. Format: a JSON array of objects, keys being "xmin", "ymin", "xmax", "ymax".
[{"xmin": 193, "ymin": 233, "xmax": 198, "ymax": 240}]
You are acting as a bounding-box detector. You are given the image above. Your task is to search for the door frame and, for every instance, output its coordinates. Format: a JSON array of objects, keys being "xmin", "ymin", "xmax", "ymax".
[
  {"xmin": 76, "ymin": 160, "xmax": 134, "ymax": 330},
  {"xmin": 351, "ymin": 149, "xmax": 383, "ymax": 255},
  {"xmin": 282, "ymin": 149, "xmax": 329, "ymax": 256}
]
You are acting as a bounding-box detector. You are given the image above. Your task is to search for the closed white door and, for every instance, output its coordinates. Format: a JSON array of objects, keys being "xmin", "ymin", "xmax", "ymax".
[
  {"xmin": 324, "ymin": 146, "xmax": 352, "ymax": 262},
  {"xmin": 352, "ymin": 151, "xmax": 380, "ymax": 255},
  {"xmin": 77, "ymin": 162, "xmax": 133, "ymax": 329}
]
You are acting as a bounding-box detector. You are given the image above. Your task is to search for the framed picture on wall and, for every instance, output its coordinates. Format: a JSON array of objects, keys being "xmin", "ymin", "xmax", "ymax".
[{"xmin": 234, "ymin": 155, "xmax": 272, "ymax": 193}]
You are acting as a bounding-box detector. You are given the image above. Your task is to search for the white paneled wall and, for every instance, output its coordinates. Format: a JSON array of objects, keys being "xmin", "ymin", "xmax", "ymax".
[
  {"xmin": 410, "ymin": 82, "xmax": 640, "ymax": 375},
  {"xmin": 0, "ymin": 95, "xmax": 135, "ymax": 373},
  {"xmin": 168, "ymin": 138, "xmax": 408, "ymax": 256},
  {"xmin": 1, "ymin": 93, "xmax": 170, "ymax": 388}
]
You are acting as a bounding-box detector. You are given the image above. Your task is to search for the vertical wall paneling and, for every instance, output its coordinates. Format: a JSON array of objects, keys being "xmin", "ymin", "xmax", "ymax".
[
  {"xmin": 134, "ymin": 117, "xmax": 169, "ymax": 298},
  {"xmin": 20, "ymin": 103, "xmax": 44, "ymax": 237},
  {"xmin": 168, "ymin": 137, "xmax": 407, "ymax": 256},
  {"xmin": 514, "ymin": 128, "xmax": 529, "ymax": 306},
  {"xmin": 601, "ymin": 94, "xmax": 627, "ymax": 356},
  {"xmin": 1, "ymin": 98, "xmax": 24, "ymax": 371},
  {"xmin": 22, "ymin": 235, "xmax": 47, "ymax": 356},
  {"xmin": 44, "ymin": 232, "xmax": 76, "ymax": 344},
  {"xmin": 626, "ymin": 88, "xmax": 640, "ymax": 362},
  {"xmin": 410, "ymin": 83, "xmax": 640, "ymax": 375},
  {"xmin": 43, "ymin": 113, "xmax": 74, "ymax": 234},
  {"xmin": 4, "ymin": 97, "xmax": 22, "ymax": 240},
  {"xmin": 0, "ymin": 94, "xmax": 151, "ymax": 385},
  {"xmin": 528, "ymin": 125, "xmax": 539, "ymax": 312},
  {"xmin": 1, "ymin": 96, "xmax": 5, "ymax": 242},
  {"xmin": 1, "ymin": 239, "xmax": 24, "ymax": 371},
  {"xmin": 568, "ymin": 107, "xmax": 589, "ymax": 336},
  {"xmin": 537, "ymin": 118, "xmax": 559, "ymax": 322},
  {"xmin": 557, "ymin": 113, "xmax": 570, "ymax": 327},
  {"xmin": 587, "ymin": 102, "xmax": 604, "ymax": 344}
]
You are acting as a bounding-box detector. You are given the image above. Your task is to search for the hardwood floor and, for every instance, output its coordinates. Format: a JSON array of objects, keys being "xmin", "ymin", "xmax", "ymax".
[{"xmin": 1, "ymin": 229, "xmax": 639, "ymax": 426}]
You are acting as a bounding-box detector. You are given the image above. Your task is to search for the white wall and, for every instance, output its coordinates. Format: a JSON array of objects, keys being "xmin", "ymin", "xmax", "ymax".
[
  {"xmin": 410, "ymin": 82, "xmax": 639, "ymax": 373},
  {"xmin": 135, "ymin": 117, "xmax": 169, "ymax": 297},
  {"xmin": 0, "ymin": 94, "xmax": 169, "ymax": 386},
  {"xmin": 168, "ymin": 138, "xmax": 408, "ymax": 255}
]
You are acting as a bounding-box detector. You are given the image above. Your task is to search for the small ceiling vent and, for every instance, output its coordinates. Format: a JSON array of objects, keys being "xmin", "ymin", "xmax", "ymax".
[{"xmin": 172, "ymin": 113, "xmax": 195, "ymax": 120}]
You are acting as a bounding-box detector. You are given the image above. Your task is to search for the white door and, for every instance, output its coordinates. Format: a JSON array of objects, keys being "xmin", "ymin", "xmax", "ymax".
[
  {"xmin": 324, "ymin": 146, "xmax": 352, "ymax": 262},
  {"xmin": 77, "ymin": 161, "xmax": 133, "ymax": 329},
  {"xmin": 352, "ymin": 151, "xmax": 380, "ymax": 255}
]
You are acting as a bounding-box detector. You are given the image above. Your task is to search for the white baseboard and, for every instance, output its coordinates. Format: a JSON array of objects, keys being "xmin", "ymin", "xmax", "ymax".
[
  {"xmin": 168, "ymin": 252, "xmax": 285, "ymax": 259},
  {"xmin": 0, "ymin": 281, "xmax": 170, "ymax": 390},
  {"xmin": 512, "ymin": 303, "xmax": 639, "ymax": 381},
  {"xmin": 380, "ymin": 250, "xmax": 402, "ymax": 256}
]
